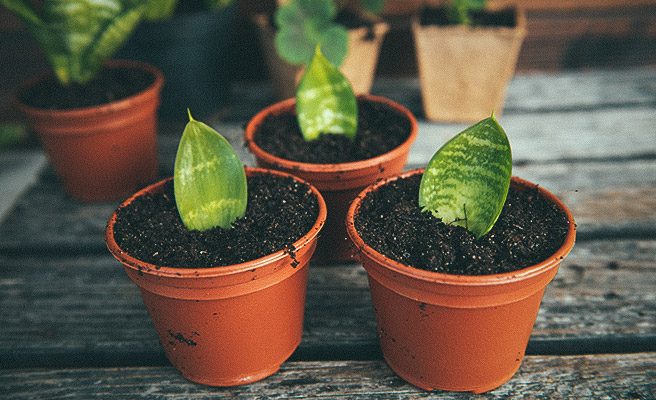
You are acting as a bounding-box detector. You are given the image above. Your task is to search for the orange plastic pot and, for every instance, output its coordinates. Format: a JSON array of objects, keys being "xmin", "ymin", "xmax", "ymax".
[
  {"xmin": 105, "ymin": 168, "xmax": 327, "ymax": 386},
  {"xmin": 14, "ymin": 60, "xmax": 163, "ymax": 202},
  {"xmin": 245, "ymin": 94, "xmax": 418, "ymax": 263},
  {"xmin": 346, "ymin": 170, "xmax": 576, "ymax": 393}
]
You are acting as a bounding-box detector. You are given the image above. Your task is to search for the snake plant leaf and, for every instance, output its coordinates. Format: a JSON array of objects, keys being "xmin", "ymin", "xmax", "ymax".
[
  {"xmin": 174, "ymin": 111, "xmax": 247, "ymax": 231},
  {"xmin": 1, "ymin": 0, "xmax": 147, "ymax": 85},
  {"xmin": 419, "ymin": 114, "xmax": 512, "ymax": 239},
  {"xmin": 274, "ymin": 0, "xmax": 348, "ymax": 67},
  {"xmin": 296, "ymin": 46, "xmax": 357, "ymax": 141}
]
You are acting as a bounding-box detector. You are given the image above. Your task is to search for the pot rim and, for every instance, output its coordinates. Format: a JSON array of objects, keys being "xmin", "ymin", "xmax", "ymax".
[
  {"xmin": 346, "ymin": 169, "xmax": 577, "ymax": 287},
  {"xmin": 13, "ymin": 59, "xmax": 164, "ymax": 116},
  {"xmin": 244, "ymin": 94, "xmax": 419, "ymax": 174},
  {"xmin": 105, "ymin": 167, "xmax": 327, "ymax": 279}
]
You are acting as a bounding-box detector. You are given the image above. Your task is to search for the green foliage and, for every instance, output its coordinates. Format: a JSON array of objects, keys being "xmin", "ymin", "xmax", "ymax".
[
  {"xmin": 418, "ymin": 114, "xmax": 512, "ymax": 239},
  {"xmin": 174, "ymin": 111, "xmax": 247, "ymax": 231},
  {"xmin": 274, "ymin": 0, "xmax": 348, "ymax": 67},
  {"xmin": 144, "ymin": 0, "xmax": 233, "ymax": 21},
  {"xmin": 445, "ymin": 0, "xmax": 487, "ymax": 26},
  {"xmin": 1, "ymin": 0, "xmax": 148, "ymax": 85},
  {"xmin": 296, "ymin": 46, "xmax": 357, "ymax": 141}
]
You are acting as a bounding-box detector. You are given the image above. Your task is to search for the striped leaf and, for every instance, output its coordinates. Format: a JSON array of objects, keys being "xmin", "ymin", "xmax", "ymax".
[
  {"xmin": 174, "ymin": 111, "xmax": 247, "ymax": 231},
  {"xmin": 296, "ymin": 46, "xmax": 357, "ymax": 141},
  {"xmin": 419, "ymin": 115, "xmax": 512, "ymax": 238}
]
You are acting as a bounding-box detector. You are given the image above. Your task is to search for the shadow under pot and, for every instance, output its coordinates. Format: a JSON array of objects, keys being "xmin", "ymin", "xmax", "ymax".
[
  {"xmin": 346, "ymin": 170, "xmax": 576, "ymax": 393},
  {"xmin": 244, "ymin": 94, "xmax": 418, "ymax": 263},
  {"xmin": 105, "ymin": 168, "xmax": 327, "ymax": 386}
]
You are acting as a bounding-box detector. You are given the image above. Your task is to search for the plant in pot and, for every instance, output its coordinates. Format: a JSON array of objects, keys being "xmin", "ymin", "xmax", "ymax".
[
  {"xmin": 254, "ymin": 0, "xmax": 390, "ymax": 100},
  {"xmin": 105, "ymin": 111, "xmax": 327, "ymax": 386},
  {"xmin": 2, "ymin": 0, "xmax": 163, "ymax": 202},
  {"xmin": 412, "ymin": 0, "xmax": 526, "ymax": 122},
  {"xmin": 117, "ymin": 0, "xmax": 236, "ymax": 119},
  {"xmin": 245, "ymin": 46, "xmax": 418, "ymax": 263},
  {"xmin": 346, "ymin": 115, "xmax": 576, "ymax": 393}
]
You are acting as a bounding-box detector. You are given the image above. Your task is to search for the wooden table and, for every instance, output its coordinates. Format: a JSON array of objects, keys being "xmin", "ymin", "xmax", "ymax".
[{"xmin": 1, "ymin": 68, "xmax": 655, "ymax": 398}]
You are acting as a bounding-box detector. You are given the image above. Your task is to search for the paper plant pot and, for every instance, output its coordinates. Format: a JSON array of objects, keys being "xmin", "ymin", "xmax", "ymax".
[
  {"xmin": 346, "ymin": 170, "xmax": 576, "ymax": 393},
  {"xmin": 245, "ymin": 95, "xmax": 418, "ymax": 263},
  {"xmin": 14, "ymin": 60, "xmax": 163, "ymax": 202},
  {"xmin": 253, "ymin": 14, "xmax": 389, "ymax": 100},
  {"xmin": 105, "ymin": 168, "xmax": 327, "ymax": 386},
  {"xmin": 412, "ymin": 7, "xmax": 526, "ymax": 122}
]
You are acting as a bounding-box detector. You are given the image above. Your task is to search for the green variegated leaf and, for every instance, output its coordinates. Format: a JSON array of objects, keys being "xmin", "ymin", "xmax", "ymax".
[
  {"xmin": 296, "ymin": 46, "xmax": 357, "ymax": 141},
  {"xmin": 174, "ymin": 111, "xmax": 247, "ymax": 231},
  {"xmin": 419, "ymin": 114, "xmax": 512, "ymax": 238}
]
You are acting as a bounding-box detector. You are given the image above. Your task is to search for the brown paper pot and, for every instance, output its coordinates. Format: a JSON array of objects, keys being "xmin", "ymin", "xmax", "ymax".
[
  {"xmin": 412, "ymin": 7, "xmax": 526, "ymax": 122},
  {"xmin": 244, "ymin": 95, "xmax": 418, "ymax": 263},
  {"xmin": 14, "ymin": 60, "xmax": 163, "ymax": 202},
  {"xmin": 254, "ymin": 14, "xmax": 389, "ymax": 100},
  {"xmin": 346, "ymin": 171, "xmax": 576, "ymax": 393},
  {"xmin": 105, "ymin": 168, "xmax": 327, "ymax": 386}
]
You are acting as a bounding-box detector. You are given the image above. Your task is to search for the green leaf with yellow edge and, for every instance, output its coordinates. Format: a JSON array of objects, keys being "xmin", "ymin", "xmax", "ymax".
[
  {"xmin": 174, "ymin": 111, "xmax": 247, "ymax": 231},
  {"xmin": 419, "ymin": 114, "xmax": 512, "ymax": 239},
  {"xmin": 296, "ymin": 45, "xmax": 357, "ymax": 141}
]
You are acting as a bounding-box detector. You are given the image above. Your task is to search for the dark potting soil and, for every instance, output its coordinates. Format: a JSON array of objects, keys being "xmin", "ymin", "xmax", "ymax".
[
  {"xmin": 19, "ymin": 65, "xmax": 155, "ymax": 110},
  {"xmin": 354, "ymin": 173, "xmax": 571, "ymax": 275},
  {"xmin": 420, "ymin": 7, "xmax": 517, "ymax": 28},
  {"xmin": 111, "ymin": 173, "xmax": 319, "ymax": 269},
  {"xmin": 252, "ymin": 98, "xmax": 412, "ymax": 164}
]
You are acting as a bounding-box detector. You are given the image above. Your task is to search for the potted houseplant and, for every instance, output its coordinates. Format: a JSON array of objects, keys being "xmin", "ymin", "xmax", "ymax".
[
  {"xmin": 117, "ymin": 0, "xmax": 236, "ymax": 119},
  {"xmin": 2, "ymin": 0, "xmax": 163, "ymax": 202},
  {"xmin": 245, "ymin": 47, "xmax": 417, "ymax": 262},
  {"xmin": 105, "ymin": 112, "xmax": 327, "ymax": 385},
  {"xmin": 254, "ymin": 0, "xmax": 389, "ymax": 100},
  {"xmin": 412, "ymin": 0, "xmax": 526, "ymax": 122},
  {"xmin": 346, "ymin": 115, "xmax": 576, "ymax": 392}
]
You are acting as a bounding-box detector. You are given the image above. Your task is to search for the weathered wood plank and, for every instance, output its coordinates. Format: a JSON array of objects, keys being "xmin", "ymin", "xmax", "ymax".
[
  {"xmin": 1, "ymin": 354, "xmax": 654, "ymax": 399},
  {"xmin": 1, "ymin": 239, "xmax": 654, "ymax": 368}
]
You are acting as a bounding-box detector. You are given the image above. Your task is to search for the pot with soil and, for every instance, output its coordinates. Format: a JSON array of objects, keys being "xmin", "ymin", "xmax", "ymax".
[
  {"xmin": 15, "ymin": 60, "xmax": 163, "ymax": 202},
  {"xmin": 245, "ymin": 48, "xmax": 417, "ymax": 262},
  {"xmin": 106, "ymin": 116, "xmax": 327, "ymax": 385},
  {"xmin": 4, "ymin": 0, "xmax": 163, "ymax": 202},
  {"xmin": 345, "ymin": 116, "xmax": 576, "ymax": 392},
  {"xmin": 412, "ymin": 3, "xmax": 526, "ymax": 122}
]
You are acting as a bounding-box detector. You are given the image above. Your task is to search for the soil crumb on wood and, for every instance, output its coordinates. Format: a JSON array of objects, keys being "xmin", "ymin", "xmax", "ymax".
[
  {"xmin": 354, "ymin": 173, "xmax": 570, "ymax": 275},
  {"xmin": 112, "ymin": 173, "xmax": 319, "ymax": 268},
  {"xmin": 252, "ymin": 98, "xmax": 411, "ymax": 164}
]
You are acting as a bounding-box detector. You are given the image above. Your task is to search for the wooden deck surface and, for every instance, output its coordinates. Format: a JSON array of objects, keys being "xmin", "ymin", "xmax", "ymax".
[{"xmin": 1, "ymin": 67, "xmax": 655, "ymax": 398}]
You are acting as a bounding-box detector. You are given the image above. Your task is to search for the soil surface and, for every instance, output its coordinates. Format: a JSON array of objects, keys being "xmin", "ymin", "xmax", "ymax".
[
  {"xmin": 112, "ymin": 173, "xmax": 320, "ymax": 269},
  {"xmin": 19, "ymin": 65, "xmax": 155, "ymax": 110},
  {"xmin": 252, "ymin": 98, "xmax": 412, "ymax": 164},
  {"xmin": 354, "ymin": 173, "xmax": 571, "ymax": 275},
  {"xmin": 420, "ymin": 6, "xmax": 517, "ymax": 28}
]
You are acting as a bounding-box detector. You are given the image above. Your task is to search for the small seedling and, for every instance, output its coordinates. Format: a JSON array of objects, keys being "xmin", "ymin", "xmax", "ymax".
[
  {"xmin": 296, "ymin": 46, "xmax": 357, "ymax": 141},
  {"xmin": 174, "ymin": 110, "xmax": 247, "ymax": 231},
  {"xmin": 445, "ymin": 0, "xmax": 487, "ymax": 26},
  {"xmin": 419, "ymin": 113, "xmax": 512, "ymax": 238}
]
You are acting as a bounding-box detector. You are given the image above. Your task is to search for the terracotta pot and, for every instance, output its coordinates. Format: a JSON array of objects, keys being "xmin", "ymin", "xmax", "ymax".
[
  {"xmin": 346, "ymin": 170, "xmax": 576, "ymax": 393},
  {"xmin": 253, "ymin": 14, "xmax": 389, "ymax": 100},
  {"xmin": 14, "ymin": 60, "xmax": 163, "ymax": 202},
  {"xmin": 412, "ymin": 7, "xmax": 526, "ymax": 122},
  {"xmin": 244, "ymin": 95, "xmax": 418, "ymax": 263},
  {"xmin": 105, "ymin": 168, "xmax": 327, "ymax": 386}
]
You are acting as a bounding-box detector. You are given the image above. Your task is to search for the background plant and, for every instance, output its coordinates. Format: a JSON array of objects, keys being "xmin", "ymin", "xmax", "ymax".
[
  {"xmin": 274, "ymin": 0, "xmax": 385, "ymax": 68},
  {"xmin": 1, "ymin": 0, "xmax": 149, "ymax": 85},
  {"xmin": 443, "ymin": 0, "xmax": 488, "ymax": 26}
]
